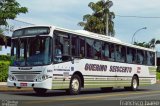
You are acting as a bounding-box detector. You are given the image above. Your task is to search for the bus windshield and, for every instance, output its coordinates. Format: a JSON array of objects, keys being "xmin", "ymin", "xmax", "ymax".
[{"xmin": 11, "ymin": 36, "xmax": 52, "ymax": 66}]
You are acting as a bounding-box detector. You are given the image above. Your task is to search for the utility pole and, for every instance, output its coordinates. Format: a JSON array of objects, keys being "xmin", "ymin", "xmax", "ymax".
[
  {"xmin": 105, "ymin": 0, "xmax": 113, "ymax": 36},
  {"xmin": 106, "ymin": 13, "xmax": 109, "ymax": 36}
]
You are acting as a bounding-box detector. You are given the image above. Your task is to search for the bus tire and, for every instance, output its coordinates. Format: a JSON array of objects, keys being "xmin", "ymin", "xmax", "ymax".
[
  {"xmin": 69, "ymin": 75, "xmax": 81, "ymax": 95},
  {"xmin": 131, "ymin": 76, "xmax": 138, "ymax": 91},
  {"xmin": 125, "ymin": 76, "xmax": 138, "ymax": 91},
  {"xmin": 33, "ymin": 88, "xmax": 47, "ymax": 95}
]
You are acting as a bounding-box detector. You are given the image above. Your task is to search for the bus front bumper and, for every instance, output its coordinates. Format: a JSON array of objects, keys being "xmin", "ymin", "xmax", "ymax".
[{"xmin": 7, "ymin": 78, "xmax": 52, "ymax": 89}]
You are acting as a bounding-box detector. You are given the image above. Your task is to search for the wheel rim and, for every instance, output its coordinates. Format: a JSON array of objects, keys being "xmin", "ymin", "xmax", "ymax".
[
  {"xmin": 133, "ymin": 79, "xmax": 137, "ymax": 89},
  {"xmin": 71, "ymin": 78, "xmax": 79, "ymax": 91}
]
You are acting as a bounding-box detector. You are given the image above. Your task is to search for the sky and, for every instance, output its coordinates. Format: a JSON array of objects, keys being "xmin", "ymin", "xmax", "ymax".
[{"xmin": 1, "ymin": 0, "xmax": 160, "ymax": 54}]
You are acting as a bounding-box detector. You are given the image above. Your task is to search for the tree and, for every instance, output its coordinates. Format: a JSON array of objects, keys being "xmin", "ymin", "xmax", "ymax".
[
  {"xmin": 78, "ymin": 0, "xmax": 115, "ymax": 36},
  {"xmin": 0, "ymin": 0, "xmax": 27, "ymax": 47},
  {"xmin": 0, "ymin": 0, "xmax": 28, "ymax": 26},
  {"xmin": 134, "ymin": 41, "xmax": 150, "ymax": 48},
  {"xmin": 134, "ymin": 38, "xmax": 160, "ymax": 49},
  {"xmin": 148, "ymin": 38, "xmax": 160, "ymax": 49},
  {"xmin": 0, "ymin": 28, "xmax": 6, "ymax": 42}
]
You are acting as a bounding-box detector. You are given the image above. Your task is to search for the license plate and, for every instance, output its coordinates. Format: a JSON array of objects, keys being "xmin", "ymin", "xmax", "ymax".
[{"xmin": 20, "ymin": 83, "xmax": 27, "ymax": 87}]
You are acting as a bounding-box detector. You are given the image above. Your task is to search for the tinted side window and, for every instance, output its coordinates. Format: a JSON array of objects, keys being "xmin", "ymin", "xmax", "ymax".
[
  {"xmin": 86, "ymin": 38, "xmax": 94, "ymax": 59},
  {"xmin": 151, "ymin": 52, "xmax": 155, "ymax": 66},
  {"xmin": 71, "ymin": 35, "xmax": 79, "ymax": 57},
  {"xmin": 54, "ymin": 31, "xmax": 70, "ymax": 63},
  {"xmin": 93, "ymin": 40, "xmax": 101, "ymax": 59},
  {"xmin": 102, "ymin": 42, "xmax": 110, "ymax": 60},
  {"xmin": 147, "ymin": 52, "xmax": 155, "ymax": 66},
  {"xmin": 109, "ymin": 44, "xmax": 115, "ymax": 61},
  {"xmin": 79, "ymin": 37, "xmax": 85, "ymax": 58},
  {"xmin": 127, "ymin": 48, "xmax": 136, "ymax": 64},
  {"xmin": 137, "ymin": 50, "xmax": 144, "ymax": 65},
  {"xmin": 115, "ymin": 45, "xmax": 126, "ymax": 62}
]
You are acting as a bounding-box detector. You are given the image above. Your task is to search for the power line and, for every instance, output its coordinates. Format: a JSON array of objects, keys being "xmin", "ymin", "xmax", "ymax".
[
  {"xmin": 13, "ymin": 19, "xmax": 35, "ymax": 25},
  {"xmin": 116, "ymin": 15, "xmax": 160, "ymax": 19}
]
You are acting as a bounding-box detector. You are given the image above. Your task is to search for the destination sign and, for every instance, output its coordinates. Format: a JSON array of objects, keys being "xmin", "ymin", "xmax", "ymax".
[{"xmin": 13, "ymin": 27, "xmax": 50, "ymax": 37}]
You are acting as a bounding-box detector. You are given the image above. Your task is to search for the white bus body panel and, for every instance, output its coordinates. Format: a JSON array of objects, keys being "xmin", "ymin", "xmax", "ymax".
[{"xmin": 51, "ymin": 59, "xmax": 156, "ymax": 89}]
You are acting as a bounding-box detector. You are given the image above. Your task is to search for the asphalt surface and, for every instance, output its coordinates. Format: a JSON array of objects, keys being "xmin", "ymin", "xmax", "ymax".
[{"xmin": 0, "ymin": 84, "xmax": 160, "ymax": 106}]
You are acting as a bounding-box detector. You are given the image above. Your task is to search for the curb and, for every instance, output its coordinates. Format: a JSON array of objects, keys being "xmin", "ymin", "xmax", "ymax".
[
  {"xmin": 0, "ymin": 83, "xmax": 33, "ymax": 92},
  {"xmin": 0, "ymin": 86, "xmax": 33, "ymax": 92},
  {"xmin": 0, "ymin": 82, "xmax": 7, "ymax": 86},
  {"xmin": 157, "ymin": 80, "xmax": 160, "ymax": 84}
]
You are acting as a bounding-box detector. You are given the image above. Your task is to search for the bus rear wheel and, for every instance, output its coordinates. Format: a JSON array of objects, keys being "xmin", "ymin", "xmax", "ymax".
[
  {"xmin": 33, "ymin": 88, "xmax": 47, "ymax": 95},
  {"xmin": 69, "ymin": 75, "xmax": 81, "ymax": 95},
  {"xmin": 131, "ymin": 76, "xmax": 138, "ymax": 91},
  {"xmin": 125, "ymin": 76, "xmax": 138, "ymax": 91}
]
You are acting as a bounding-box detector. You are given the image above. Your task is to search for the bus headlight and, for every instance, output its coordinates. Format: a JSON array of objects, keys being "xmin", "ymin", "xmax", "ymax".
[
  {"xmin": 34, "ymin": 75, "xmax": 51, "ymax": 82},
  {"xmin": 8, "ymin": 75, "xmax": 16, "ymax": 81},
  {"xmin": 42, "ymin": 75, "xmax": 48, "ymax": 80}
]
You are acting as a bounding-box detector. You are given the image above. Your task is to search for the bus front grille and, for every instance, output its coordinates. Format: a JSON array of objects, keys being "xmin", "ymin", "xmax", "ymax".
[
  {"xmin": 11, "ymin": 71, "xmax": 41, "ymax": 82},
  {"xmin": 14, "ymin": 74, "xmax": 37, "ymax": 82}
]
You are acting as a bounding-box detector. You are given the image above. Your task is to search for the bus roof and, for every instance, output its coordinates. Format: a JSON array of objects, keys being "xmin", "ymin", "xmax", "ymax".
[{"xmin": 13, "ymin": 25, "xmax": 156, "ymax": 52}]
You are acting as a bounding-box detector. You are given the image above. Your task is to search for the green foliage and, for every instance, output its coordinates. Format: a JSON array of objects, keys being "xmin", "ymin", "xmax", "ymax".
[
  {"xmin": 133, "ymin": 42, "xmax": 150, "ymax": 48},
  {"xmin": 0, "ymin": 0, "xmax": 28, "ymax": 26},
  {"xmin": 0, "ymin": 28, "xmax": 7, "ymax": 43},
  {"xmin": 0, "ymin": 55, "xmax": 11, "ymax": 61},
  {"xmin": 134, "ymin": 38, "xmax": 160, "ymax": 49},
  {"xmin": 157, "ymin": 66, "xmax": 160, "ymax": 72},
  {"xmin": 0, "ymin": 61, "xmax": 10, "ymax": 82},
  {"xmin": 78, "ymin": 0, "xmax": 115, "ymax": 36},
  {"xmin": 156, "ymin": 72, "xmax": 160, "ymax": 80}
]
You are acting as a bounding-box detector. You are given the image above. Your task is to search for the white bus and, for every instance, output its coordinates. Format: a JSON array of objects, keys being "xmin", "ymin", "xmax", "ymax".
[{"xmin": 7, "ymin": 25, "xmax": 157, "ymax": 95}]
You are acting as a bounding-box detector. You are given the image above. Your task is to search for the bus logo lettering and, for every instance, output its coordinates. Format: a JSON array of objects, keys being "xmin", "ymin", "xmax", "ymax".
[
  {"xmin": 85, "ymin": 63, "xmax": 107, "ymax": 71},
  {"xmin": 109, "ymin": 66, "xmax": 132, "ymax": 73}
]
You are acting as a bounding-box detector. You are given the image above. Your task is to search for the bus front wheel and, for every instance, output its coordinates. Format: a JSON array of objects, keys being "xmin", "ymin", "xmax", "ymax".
[
  {"xmin": 33, "ymin": 88, "xmax": 47, "ymax": 95},
  {"xmin": 69, "ymin": 75, "xmax": 81, "ymax": 95}
]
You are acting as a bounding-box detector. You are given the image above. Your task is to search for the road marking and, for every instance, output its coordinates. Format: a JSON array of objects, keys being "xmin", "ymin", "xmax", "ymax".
[{"xmin": 25, "ymin": 90, "xmax": 160, "ymax": 104}]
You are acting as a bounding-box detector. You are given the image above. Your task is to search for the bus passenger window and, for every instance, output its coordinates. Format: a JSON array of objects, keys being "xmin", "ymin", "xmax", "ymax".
[
  {"xmin": 127, "ymin": 48, "xmax": 136, "ymax": 64},
  {"xmin": 79, "ymin": 37, "xmax": 85, "ymax": 58},
  {"xmin": 121, "ymin": 46, "xmax": 126, "ymax": 62},
  {"xmin": 93, "ymin": 40, "xmax": 101, "ymax": 59},
  {"xmin": 63, "ymin": 39, "xmax": 70, "ymax": 55},
  {"xmin": 137, "ymin": 50, "xmax": 144, "ymax": 64},
  {"xmin": 150, "ymin": 52, "xmax": 155, "ymax": 66},
  {"xmin": 71, "ymin": 35, "xmax": 79, "ymax": 57},
  {"xmin": 102, "ymin": 43, "xmax": 109, "ymax": 60},
  {"xmin": 86, "ymin": 38, "xmax": 93, "ymax": 58},
  {"xmin": 115, "ymin": 45, "xmax": 126, "ymax": 62},
  {"xmin": 54, "ymin": 43, "xmax": 62, "ymax": 62},
  {"xmin": 115, "ymin": 45, "xmax": 121, "ymax": 62},
  {"xmin": 143, "ymin": 51, "xmax": 147, "ymax": 65},
  {"xmin": 109, "ymin": 44, "xmax": 115, "ymax": 61},
  {"xmin": 54, "ymin": 31, "xmax": 70, "ymax": 63},
  {"xmin": 127, "ymin": 48, "xmax": 133, "ymax": 63}
]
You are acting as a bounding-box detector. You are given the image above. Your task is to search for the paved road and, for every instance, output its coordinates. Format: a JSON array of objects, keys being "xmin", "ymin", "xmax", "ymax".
[{"xmin": 0, "ymin": 84, "xmax": 160, "ymax": 106}]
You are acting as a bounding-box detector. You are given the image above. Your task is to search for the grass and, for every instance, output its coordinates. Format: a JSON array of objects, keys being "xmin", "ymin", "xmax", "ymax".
[{"xmin": 157, "ymin": 72, "xmax": 160, "ymax": 80}]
